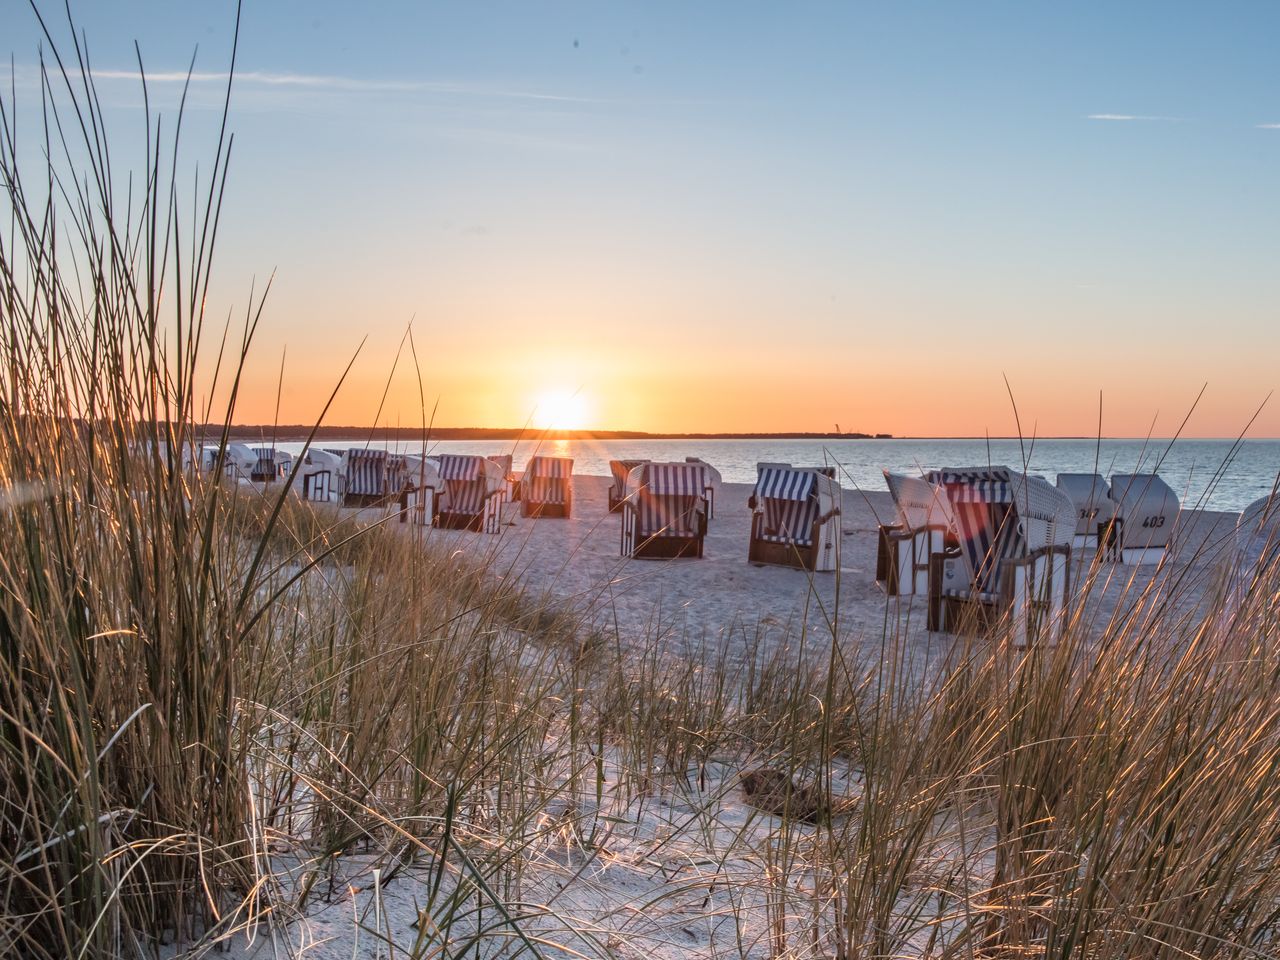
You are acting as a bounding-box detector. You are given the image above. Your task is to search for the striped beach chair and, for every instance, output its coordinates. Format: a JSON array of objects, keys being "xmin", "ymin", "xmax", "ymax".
[
  {"xmin": 748, "ymin": 464, "xmax": 841, "ymax": 571},
  {"xmin": 608, "ymin": 459, "xmax": 649, "ymax": 513},
  {"xmin": 521, "ymin": 456, "xmax": 574, "ymax": 518},
  {"xmin": 249, "ymin": 446, "xmax": 290, "ymax": 483},
  {"xmin": 342, "ymin": 448, "xmax": 391, "ymax": 507},
  {"xmin": 1108, "ymin": 473, "xmax": 1179, "ymax": 565},
  {"xmin": 926, "ymin": 467, "xmax": 1075, "ymax": 646},
  {"xmin": 433, "ymin": 454, "xmax": 506, "ymax": 532},
  {"xmin": 877, "ymin": 472, "xmax": 954, "ymax": 595},
  {"xmin": 620, "ymin": 461, "xmax": 710, "ymax": 559}
]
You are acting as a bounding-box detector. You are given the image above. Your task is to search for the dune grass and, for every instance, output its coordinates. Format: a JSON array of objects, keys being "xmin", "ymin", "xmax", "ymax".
[{"xmin": 3, "ymin": 7, "xmax": 1280, "ymax": 958}]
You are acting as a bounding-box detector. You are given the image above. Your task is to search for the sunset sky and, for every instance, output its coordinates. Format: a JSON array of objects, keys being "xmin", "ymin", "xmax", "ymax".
[{"xmin": 5, "ymin": 2, "xmax": 1279, "ymax": 437}]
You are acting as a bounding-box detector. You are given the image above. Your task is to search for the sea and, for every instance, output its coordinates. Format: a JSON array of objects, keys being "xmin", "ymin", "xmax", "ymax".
[{"xmin": 272, "ymin": 437, "xmax": 1280, "ymax": 514}]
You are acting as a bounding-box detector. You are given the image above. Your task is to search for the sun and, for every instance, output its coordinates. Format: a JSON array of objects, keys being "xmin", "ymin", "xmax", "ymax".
[{"xmin": 532, "ymin": 390, "xmax": 589, "ymax": 431}]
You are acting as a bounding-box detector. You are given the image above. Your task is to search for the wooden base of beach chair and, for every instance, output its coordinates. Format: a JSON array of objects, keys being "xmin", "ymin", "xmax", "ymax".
[
  {"xmin": 749, "ymin": 538, "xmax": 815, "ymax": 570},
  {"xmin": 437, "ymin": 510, "xmax": 484, "ymax": 532},
  {"xmin": 634, "ymin": 534, "xmax": 704, "ymax": 560},
  {"xmin": 523, "ymin": 500, "xmax": 571, "ymax": 519},
  {"xmin": 878, "ymin": 524, "xmax": 946, "ymax": 595}
]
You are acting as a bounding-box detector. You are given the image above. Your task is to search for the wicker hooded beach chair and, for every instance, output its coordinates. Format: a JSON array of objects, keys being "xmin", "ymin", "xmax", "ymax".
[
  {"xmin": 521, "ymin": 456, "xmax": 574, "ymax": 518},
  {"xmin": 620, "ymin": 461, "xmax": 710, "ymax": 559},
  {"xmin": 431, "ymin": 454, "xmax": 506, "ymax": 532},
  {"xmin": 877, "ymin": 471, "xmax": 954, "ymax": 595},
  {"xmin": 926, "ymin": 467, "xmax": 1075, "ymax": 646},
  {"xmin": 1108, "ymin": 473, "xmax": 1180, "ymax": 564},
  {"xmin": 748, "ymin": 464, "xmax": 841, "ymax": 571}
]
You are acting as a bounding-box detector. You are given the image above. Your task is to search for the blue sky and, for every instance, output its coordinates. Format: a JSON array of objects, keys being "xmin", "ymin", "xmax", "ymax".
[{"xmin": 4, "ymin": 2, "xmax": 1279, "ymax": 435}]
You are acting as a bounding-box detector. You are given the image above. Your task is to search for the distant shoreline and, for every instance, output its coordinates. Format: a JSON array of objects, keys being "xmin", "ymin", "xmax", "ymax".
[{"xmin": 203, "ymin": 425, "xmax": 1262, "ymax": 442}]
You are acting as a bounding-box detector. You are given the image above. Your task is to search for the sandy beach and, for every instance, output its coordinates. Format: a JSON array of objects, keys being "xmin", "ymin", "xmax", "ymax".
[{"xmin": 389, "ymin": 473, "xmax": 1241, "ymax": 667}]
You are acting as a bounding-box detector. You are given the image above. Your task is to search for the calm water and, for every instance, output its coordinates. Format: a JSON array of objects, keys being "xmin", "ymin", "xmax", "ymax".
[{"xmin": 277, "ymin": 437, "xmax": 1280, "ymax": 513}]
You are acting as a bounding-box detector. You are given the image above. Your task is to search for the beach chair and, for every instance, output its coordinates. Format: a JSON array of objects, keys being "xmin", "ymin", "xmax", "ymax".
[
  {"xmin": 395, "ymin": 455, "xmax": 444, "ymax": 526},
  {"xmin": 620, "ymin": 461, "xmax": 710, "ymax": 560},
  {"xmin": 522, "ymin": 456, "xmax": 574, "ymax": 518},
  {"xmin": 608, "ymin": 459, "xmax": 649, "ymax": 512},
  {"xmin": 433, "ymin": 454, "xmax": 506, "ymax": 532},
  {"xmin": 1109, "ymin": 473, "xmax": 1180, "ymax": 564},
  {"xmin": 748, "ymin": 464, "xmax": 841, "ymax": 571},
  {"xmin": 249, "ymin": 446, "xmax": 286, "ymax": 483},
  {"xmin": 1056, "ymin": 473, "xmax": 1120, "ymax": 554},
  {"xmin": 926, "ymin": 467, "xmax": 1075, "ymax": 646},
  {"xmin": 298, "ymin": 449, "xmax": 340, "ymax": 502},
  {"xmin": 877, "ymin": 472, "xmax": 954, "ymax": 595},
  {"xmin": 342, "ymin": 448, "xmax": 392, "ymax": 507},
  {"xmin": 202, "ymin": 442, "xmax": 257, "ymax": 480}
]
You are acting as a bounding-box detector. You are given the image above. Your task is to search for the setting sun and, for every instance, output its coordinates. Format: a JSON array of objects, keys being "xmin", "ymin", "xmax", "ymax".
[{"xmin": 532, "ymin": 390, "xmax": 589, "ymax": 431}]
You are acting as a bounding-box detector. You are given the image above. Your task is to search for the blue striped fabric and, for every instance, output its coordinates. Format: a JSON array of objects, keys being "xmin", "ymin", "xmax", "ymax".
[
  {"xmin": 636, "ymin": 463, "xmax": 706, "ymax": 537},
  {"xmin": 437, "ymin": 454, "xmax": 487, "ymax": 513},
  {"xmin": 646, "ymin": 463, "xmax": 706, "ymax": 496},
  {"xmin": 929, "ymin": 467, "xmax": 1023, "ymax": 596},
  {"xmin": 524, "ymin": 456, "xmax": 573, "ymax": 504},
  {"xmin": 754, "ymin": 467, "xmax": 820, "ymax": 546},
  {"xmin": 251, "ymin": 446, "xmax": 277, "ymax": 479},
  {"xmin": 437, "ymin": 454, "xmax": 483, "ymax": 481},
  {"xmin": 346, "ymin": 449, "xmax": 388, "ymax": 496},
  {"xmin": 756, "ymin": 467, "xmax": 816, "ymax": 502}
]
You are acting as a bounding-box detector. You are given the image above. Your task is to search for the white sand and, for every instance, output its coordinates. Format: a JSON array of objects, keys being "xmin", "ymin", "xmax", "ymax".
[{"xmin": 208, "ymin": 474, "xmax": 1241, "ymax": 958}]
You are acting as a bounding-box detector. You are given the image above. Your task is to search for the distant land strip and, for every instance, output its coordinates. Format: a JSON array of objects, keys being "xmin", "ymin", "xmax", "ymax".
[{"xmin": 207, "ymin": 425, "xmax": 892, "ymax": 442}]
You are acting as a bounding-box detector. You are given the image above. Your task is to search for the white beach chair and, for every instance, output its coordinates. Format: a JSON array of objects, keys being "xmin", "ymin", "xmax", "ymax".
[
  {"xmin": 394, "ymin": 455, "xmax": 444, "ymax": 527},
  {"xmin": 202, "ymin": 442, "xmax": 257, "ymax": 481},
  {"xmin": 1109, "ymin": 473, "xmax": 1180, "ymax": 564},
  {"xmin": 1055, "ymin": 473, "xmax": 1120, "ymax": 554},
  {"xmin": 297, "ymin": 449, "xmax": 340, "ymax": 502},
  {"xmin": 432, "ymin": 454, "xmax": 506, "ymax": 533},
  {"xmin": 620, "ymin": 461, "xmax": 710, "ymax": 560},
  {"xmin": 877, "ymin": 471, "xmax": 954, "ymax": 595},
  {"xmin": 521, "ymin": 456, "xmax": 574, "ymax": 518},
  {"xmin": 748, "ymin": 464, "xmax": 841, "ymax": 571},
  {"xmin": 926, "ymin": 467, "xmax": 1075, "ymax": 646}
]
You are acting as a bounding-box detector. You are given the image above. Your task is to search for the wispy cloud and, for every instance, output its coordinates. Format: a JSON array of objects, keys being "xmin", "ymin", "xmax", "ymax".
[
  {"xmin": 1256, "ymin": 123, "xmax": 1280, "ymax": 130},
  {"xmin": 1086, "ymin": 113, "xmax": 1182, "ymax": 122},
  {"xmin": 88, "ymin": 68, "xmax": 605, "ymax": 103}
]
